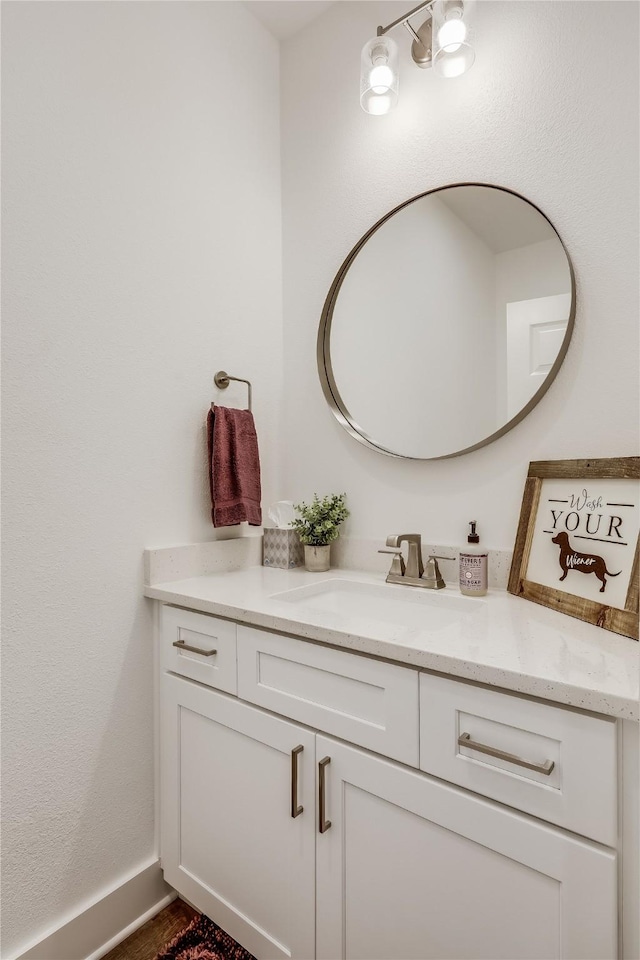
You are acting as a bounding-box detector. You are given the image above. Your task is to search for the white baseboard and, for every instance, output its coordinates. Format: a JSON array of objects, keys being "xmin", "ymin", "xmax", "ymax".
[
  {"xmin": 85, "ymin": 890, "xmax": 176, "ymax": 960},
  {"xmin": 13, "ymin": 858, "xmax": 175, "ymax": 960}
]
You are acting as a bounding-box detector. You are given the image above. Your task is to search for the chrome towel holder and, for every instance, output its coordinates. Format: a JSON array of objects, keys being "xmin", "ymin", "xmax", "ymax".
[{"xmin": 213, "ymin": 370, "xmax": 252, "ymax": 411}]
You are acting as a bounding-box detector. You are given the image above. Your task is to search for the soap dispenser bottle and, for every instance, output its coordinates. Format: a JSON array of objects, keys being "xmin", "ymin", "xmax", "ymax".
[{"xmin": 459, "ymin": 522, "xmax": 488, "ymax": 596}]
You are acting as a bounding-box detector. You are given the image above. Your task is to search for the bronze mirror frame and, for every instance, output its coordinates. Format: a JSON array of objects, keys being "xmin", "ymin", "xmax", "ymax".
[{"xmin": 317, "ymin": 182, "xmax": 576, "ymax": 460}]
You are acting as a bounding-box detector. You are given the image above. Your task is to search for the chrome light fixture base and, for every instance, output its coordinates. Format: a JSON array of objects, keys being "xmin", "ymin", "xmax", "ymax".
[{"xmin": 410, "ymin": 18, "xmax": 433, "ymax": 69}]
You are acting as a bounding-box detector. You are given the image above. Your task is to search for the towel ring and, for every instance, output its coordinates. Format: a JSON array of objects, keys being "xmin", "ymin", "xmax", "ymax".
[{"xmin": 214, "ymin": 370, "xmax": 252, "ymax": 411}]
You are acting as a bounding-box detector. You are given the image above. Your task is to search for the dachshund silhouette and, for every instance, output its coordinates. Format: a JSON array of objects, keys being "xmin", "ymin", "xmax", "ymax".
[{"xmin": 551, "ymin": 531, "xmax": 621, "ymax": 593}]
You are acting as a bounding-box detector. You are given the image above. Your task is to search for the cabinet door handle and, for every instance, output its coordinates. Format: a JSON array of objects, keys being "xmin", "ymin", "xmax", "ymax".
[
  {"xmin": 458, "ymin": 732, "xmax": 555, "ymax": 775},
  {"xmin": 318, "ymin": 756, "xmax": 332, "ymax": 833},
  {"xmin": 172, "ymin": 640, "xmax": 217, "ymax": 657},
  {"xmin": 291, "ymin": 745, "xmax": 304, "ymax": 818}
]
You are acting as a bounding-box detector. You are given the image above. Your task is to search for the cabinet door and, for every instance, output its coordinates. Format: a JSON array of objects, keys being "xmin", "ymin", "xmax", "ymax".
[
  {"xmin": 315, "ymin": 737, "xmax": 616, "ymax": 960},
  {"xmin": 161, "ymin": 673, "xmax": 316, "ymax": 960}
]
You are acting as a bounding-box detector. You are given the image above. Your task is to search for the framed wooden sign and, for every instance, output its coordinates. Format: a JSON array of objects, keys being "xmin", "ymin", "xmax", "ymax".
[{"xmin": 508, "ymin": 458, "xmax": 639, "ymax": 639}]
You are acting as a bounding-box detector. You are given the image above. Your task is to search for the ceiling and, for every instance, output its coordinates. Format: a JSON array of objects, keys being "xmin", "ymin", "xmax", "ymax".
[
  {"xmin": 440, "ymin": 188, "xmax": 555, "ymax": 253},
  {"xmin": 244, "ymin": 1, "xmax": 335, "ymax": 40}
]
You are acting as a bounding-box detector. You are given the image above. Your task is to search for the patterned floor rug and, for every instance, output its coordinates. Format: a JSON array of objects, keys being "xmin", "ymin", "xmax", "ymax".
[{"xmin": 155, "ymin": 913, "xmax": 257, "ymax": 960}]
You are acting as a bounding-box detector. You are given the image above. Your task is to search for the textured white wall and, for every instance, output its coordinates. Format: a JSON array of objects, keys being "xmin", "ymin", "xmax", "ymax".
[
  {"xmin": 281, "ymin": 0, "xmax": 639, "ymax": 549},
  {"xmin": 1, "ymin": 2, "xmax": 282, "ymax": 954}
]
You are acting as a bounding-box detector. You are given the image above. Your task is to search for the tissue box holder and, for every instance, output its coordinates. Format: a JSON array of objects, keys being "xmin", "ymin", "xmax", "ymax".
[{"xmin": 263, "ymin": 528, "xmax": 303, "ymax": 569}]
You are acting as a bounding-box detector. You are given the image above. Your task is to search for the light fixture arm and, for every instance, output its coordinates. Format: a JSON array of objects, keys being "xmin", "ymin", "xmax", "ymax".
[
  {"xmin": 403, "ymin": 20, "xmax": 423, "ymax": 45},
  {"xmin": 376, "ymin": 0, "xmax": 434, "ymax": 37},
  {"xmin": 375, "ymin": 0, "xmax": 436, "ymax": 69}
]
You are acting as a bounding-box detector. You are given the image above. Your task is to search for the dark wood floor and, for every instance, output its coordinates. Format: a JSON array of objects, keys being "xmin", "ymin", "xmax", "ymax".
[{"xmin": 103, "ymin": 898, "xmax": 198, "ymax": 960}]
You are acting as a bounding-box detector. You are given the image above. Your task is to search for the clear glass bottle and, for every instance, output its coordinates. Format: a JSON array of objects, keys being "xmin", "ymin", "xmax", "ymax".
[{"xmin": 459, "ymin": 521, "xmax": 488, "ymax": 596}]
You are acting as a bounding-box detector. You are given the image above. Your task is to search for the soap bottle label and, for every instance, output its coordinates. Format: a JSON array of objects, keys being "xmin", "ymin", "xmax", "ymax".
[{"xmin": 459, "ymin": 553, "xmax": 488, "ymax": 593}]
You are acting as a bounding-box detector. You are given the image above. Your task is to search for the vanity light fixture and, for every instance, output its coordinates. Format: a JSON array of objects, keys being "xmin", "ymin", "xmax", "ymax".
[{"xmin": 360, "ymin": 0, "xmax": 475, "ymax": 115}]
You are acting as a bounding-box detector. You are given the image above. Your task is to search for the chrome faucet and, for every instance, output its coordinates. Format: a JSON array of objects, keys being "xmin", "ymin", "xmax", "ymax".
[
  {"xmin": 379, "ymin": 535, "xmax": 452, "ymax": 590},
  {"xmin": 384, "ymin": 533, "xmax": 424, "ymax": 579},
  {"xmin": 378, "ymin": 533, "xmax": 425, "ymax": 586}
]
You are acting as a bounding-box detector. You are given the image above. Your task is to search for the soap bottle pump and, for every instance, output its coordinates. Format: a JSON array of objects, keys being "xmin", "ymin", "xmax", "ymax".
[{"xmin": 459, "ymin": 521, "xmax": 488, "ymax": 597}]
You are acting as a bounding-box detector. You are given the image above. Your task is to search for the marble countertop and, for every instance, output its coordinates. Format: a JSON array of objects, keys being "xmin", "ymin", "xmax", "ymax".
[{"xmin": 145, "ymin": 564, "xmax": 639, "ymax": 721}]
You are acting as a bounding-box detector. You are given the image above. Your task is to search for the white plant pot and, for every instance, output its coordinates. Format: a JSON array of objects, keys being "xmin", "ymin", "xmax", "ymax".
[{"xmin": 304, "ymin": 544, "xmax": 331, "ymax": 573}]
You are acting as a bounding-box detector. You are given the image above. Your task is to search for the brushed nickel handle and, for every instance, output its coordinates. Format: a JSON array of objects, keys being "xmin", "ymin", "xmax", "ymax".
[
  {"xmin": 291, "ymin": 745, "xmax": 304, "ymax": 818},
  {"xmin": 318, "ymin": 756, "xmax": 331, "ymax": 833},
  {"xmin": 378, "ymin": 547, "xmax": 405, "ymax": 578},
  {"xmin": 173, "ymin": 640, "xmax": 217, "ymax": 657},
  {"xmin": 458, "ymin": 732, "xmax": 555, "ymax": 776}
]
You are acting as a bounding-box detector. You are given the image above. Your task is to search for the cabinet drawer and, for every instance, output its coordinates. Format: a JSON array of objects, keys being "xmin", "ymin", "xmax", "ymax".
[
  {"xmin": 237, "ymin": 626, "xmax": 419, "ymax": 766},
  {"xmin": 161, "ymin": 606, "xmax": 237, "ymax": 694},
  {"xmin": 419, "ymin": 673, "xmax": 617, "ymax": 845}
]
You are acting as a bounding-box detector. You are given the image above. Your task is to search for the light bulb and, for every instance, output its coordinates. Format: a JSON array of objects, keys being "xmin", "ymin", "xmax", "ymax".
[
  {"xmin": 432, "ymin": 0, "xmax": 475, "ymax": 78},
  {"xmin": 360, "ymin": 35, "xmax": 399, "ymax": 114},
  {"xmin": 369, "ymin": 63, "xmax": 394, "ymax": 93},
  {"xmin": 438, "ymin": 17, "xmax": 467, "ymax": 52}
]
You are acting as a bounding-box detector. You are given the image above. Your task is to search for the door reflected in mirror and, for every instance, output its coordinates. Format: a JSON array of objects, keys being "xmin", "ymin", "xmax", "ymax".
[{"xmin": 318, "ymin": 184, "xmax": 575, "ymax": 460}]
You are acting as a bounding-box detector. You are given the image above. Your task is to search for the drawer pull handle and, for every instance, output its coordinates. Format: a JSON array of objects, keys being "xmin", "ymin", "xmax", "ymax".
[
  {"xmin": 319, "ymin": 756, "xmax": 332, "ymax": 833},
  {"xmin": 173, "ymin": 640, "xmax": 217, "ymax": 657},
  {"xmin": 291, "ymin": 745, "xmax": 304, "ymax": 818},
  {"xmin": 458, "ymin": 732, "xmax": 555, "ymax": 776}
]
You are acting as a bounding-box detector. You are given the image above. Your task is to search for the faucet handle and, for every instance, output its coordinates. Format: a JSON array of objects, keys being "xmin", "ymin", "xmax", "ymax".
[
  {"xmin": 378, "ymin": 547, "xmax": 405, "ymax": 578},
  {"xmin": 421, "ymin": 555, "xmax": 452, "ymax": 590}
]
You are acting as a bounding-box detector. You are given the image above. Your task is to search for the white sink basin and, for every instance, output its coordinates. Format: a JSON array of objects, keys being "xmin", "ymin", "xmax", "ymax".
[{"xmin": 270, "ymin": 578, "xmax": 483, "ymax": 631}]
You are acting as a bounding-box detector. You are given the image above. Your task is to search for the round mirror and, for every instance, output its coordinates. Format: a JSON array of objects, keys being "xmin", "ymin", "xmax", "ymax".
[{"xmin": 318, "ymin": 183, "xmax": 575, "ymax": 460}]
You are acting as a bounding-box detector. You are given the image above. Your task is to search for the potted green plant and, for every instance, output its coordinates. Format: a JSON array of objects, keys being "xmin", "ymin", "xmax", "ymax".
[{"xmin": 292, "ymin": 493, "xmax": 349, "ymax": 572}]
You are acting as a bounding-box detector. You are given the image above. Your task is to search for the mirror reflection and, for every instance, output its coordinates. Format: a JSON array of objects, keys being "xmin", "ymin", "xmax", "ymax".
[{"xmin": 319, "ymin": 184, "xmax": 574, "ymax": 460}]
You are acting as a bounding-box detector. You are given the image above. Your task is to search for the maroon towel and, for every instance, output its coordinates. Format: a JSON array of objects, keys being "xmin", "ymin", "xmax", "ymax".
[{"xmin": 207, "ymin": 406, "xmax": 262, "ymax": 527}]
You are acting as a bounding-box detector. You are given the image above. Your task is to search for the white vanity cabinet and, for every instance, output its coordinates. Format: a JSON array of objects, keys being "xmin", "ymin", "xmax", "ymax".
[
  {"xmin": 158, "ymin": 604, "xmax": 628, "ymax": 960},
  {"xmin": 316, "ymin": 737, "xmax": 616, "ymax": 960},
  {"xmin": 236, "ymin": 624, "xmax": 419, "ymax": 766},
  {"xmin": 161, "ymin": 672, "xmax": 316, "ymax": 960},
  {"xmin": 419, "ymin": 672, "xmax": 619, "ymax": 846}
]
